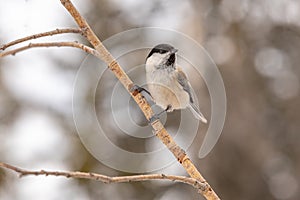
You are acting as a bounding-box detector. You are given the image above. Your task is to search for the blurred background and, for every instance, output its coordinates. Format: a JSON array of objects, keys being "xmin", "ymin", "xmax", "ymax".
[{"xmin": 1, "ymin": 0, "xmax": 300, "ymax": 199}]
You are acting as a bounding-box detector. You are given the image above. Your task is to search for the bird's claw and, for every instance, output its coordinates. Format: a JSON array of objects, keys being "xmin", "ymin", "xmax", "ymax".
[
  {"xmin": 148, "ymin": 105, "xmax": 172, "ymax": 123},
  {"xmin": 130, "ymin": 85, "xmax": 152, "ymax": 98},
  {"xmin": 149, "ymin": 114, "xmax": 159, "ymax": 123}
]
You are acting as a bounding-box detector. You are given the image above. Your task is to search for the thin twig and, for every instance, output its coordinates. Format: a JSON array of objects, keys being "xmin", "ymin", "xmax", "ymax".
[
  {"xmin": 0, "ymin": 42, "xmax": 99, "ymax": 58},
  {"xmin": 0, "ymin": 28, "xmax": 82, "ymax": 51},
  {"xmin": 60, "ymin": 0, "xmax": 220, "ymax": 199},
  {"xmin": 0, "ymin": 162, "xmax": 205, "ymax": 192}
]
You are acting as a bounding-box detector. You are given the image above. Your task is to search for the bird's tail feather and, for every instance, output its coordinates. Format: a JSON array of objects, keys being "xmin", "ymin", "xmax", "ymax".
[{"xmin": 188, "ymin": 104, "xmax": 207, "ymax": 123}]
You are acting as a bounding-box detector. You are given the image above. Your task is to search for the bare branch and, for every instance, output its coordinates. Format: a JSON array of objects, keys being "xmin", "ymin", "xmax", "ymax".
[
  {"xmin": 60, "ymin": 0, "xmax": 220, "ymax": 199},
  {"xmin": 0, "ymin": 28, "xmax": 82, "ymax": 51},
  {"xmin": 0, "ymin": 162, "xmax": 205, "ymax": 192},
  {"xmin": 0, "ymin": 41, "xmax": 99, "ymax": 58},
  {"xmin": 0, "ymin": 1, "xmax": 220, "ymax": 199}
]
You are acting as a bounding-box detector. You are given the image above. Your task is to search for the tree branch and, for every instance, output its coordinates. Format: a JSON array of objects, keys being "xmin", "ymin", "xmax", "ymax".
[
  {"xmin": 0, "ymin": 41, "xmax": 99, "ymax": 58},
  {"xmin": 0, "ymin": 162, "xmax": 205, "ymax": 192},
  {"xmin": 60, "ymin": 0, "xmax": 220, "ymax": 199},
  {"xmin": 0, "ymin": 1, "xmax": 220, "ymax": 199},
  {"xmin": 0, "ymin": 28, "xmax": 82, "ymax": 51}
]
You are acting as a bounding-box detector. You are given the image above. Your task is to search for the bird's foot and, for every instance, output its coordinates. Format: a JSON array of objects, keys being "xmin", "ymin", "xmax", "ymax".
[
  {"xmin": 165, "ymin": 104, "xmax": 172, "ymax": 112},
  {"xmin": 148, "ymin": 105, "xmax": 172, "ymax": 123},
  {"xmin": 130, "ymin": 85, "xmax": 153, "ymax": 99},
  {"xmin": 149, "ymin": 114, "xmax": 160, "ymax": 123}
]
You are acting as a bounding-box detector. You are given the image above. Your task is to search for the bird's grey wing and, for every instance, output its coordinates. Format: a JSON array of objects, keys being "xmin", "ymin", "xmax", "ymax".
[
  {"xmin": 176, "ymin": 67, "xmax": 194, "ymax": 103},
  {"xmin": 176, "ymin": 67, "xmax": 207, "ymax": 123}
]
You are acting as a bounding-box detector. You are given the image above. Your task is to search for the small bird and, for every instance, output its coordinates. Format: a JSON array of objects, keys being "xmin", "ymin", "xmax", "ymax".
[{"xmin": 145, "ymin": 44, "xmax": 207, "ymax": 123}]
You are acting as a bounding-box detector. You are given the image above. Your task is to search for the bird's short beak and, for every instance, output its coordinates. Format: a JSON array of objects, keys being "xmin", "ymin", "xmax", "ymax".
[{"xmin": 171, "ymin": 48, "xmax": 178, "ymax": 54}]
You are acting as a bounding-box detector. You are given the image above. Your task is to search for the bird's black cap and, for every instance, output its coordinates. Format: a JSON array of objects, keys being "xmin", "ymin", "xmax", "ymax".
[{"xmin": 146, "ymin": 44, "xmax": 177, "ymax": 59}]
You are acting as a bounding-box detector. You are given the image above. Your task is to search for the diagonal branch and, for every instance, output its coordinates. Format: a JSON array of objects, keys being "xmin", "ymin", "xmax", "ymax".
[
  {"xmin": 0, "ymin": 162, "xmax": 205, "ymax": 192},
  {"xmin": 0, "ymin": 1, "xmax": 220, "ymax": 199},
  {"xmin": 0, "ymin": 28, "xmax": 82, "ymax": 51},
  {"xmin": 0, "ymin": 41, "xmax": 99, "ymax": 58},
  {"xmin": 60, "ymin": 0, "xmax": 220, "ymax": 199}
]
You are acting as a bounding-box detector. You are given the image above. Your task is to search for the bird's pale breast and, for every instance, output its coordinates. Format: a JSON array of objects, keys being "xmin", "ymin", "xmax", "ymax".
[{"xmin": 147, "ymin": 69, "xmax": 190, "ymax": 111}]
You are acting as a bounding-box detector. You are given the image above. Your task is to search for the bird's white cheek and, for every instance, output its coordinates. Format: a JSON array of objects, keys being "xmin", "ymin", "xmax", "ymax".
[
  {"xmin": 145, "ymin": 54, "xmax": 167, "ymax": 72},
  {"xmin": 145, "ymin": 62, "xmax": 156, "ymax": 74}
]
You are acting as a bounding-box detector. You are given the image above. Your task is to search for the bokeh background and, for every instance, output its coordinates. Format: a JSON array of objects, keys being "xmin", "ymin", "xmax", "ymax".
[{"xmin": 1, "ymin": 0, "xmax": 300, "ymax": 199}]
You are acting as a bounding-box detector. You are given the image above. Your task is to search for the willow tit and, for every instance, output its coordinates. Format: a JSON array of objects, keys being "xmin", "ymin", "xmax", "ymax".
[{"xmin": 145, "ymin": 44, "xmax": 207, "ymax": 123}]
